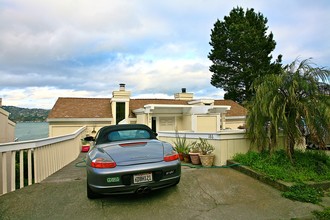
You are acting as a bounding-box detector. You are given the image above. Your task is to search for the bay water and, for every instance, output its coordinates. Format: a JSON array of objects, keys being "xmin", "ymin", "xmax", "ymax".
[{"xmin": 15, "ymin": 122, "xmax": 49, "ymax": 141}]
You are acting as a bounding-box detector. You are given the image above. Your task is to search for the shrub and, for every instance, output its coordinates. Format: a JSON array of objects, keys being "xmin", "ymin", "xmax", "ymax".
[
  {"xmin": 312, "ymin": 207, "xmax": 330, "ymax": 220},
  {"xmin": 282, "ymin": 183, "xmax": 324, "ymax": 204},
  {"xmin": 233, "ymin": 150, "xmax": 330, "ymax": 182}
]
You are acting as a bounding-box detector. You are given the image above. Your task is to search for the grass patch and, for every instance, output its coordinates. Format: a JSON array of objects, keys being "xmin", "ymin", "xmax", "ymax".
[
  {"xmin": 282, "ymin": 183, "xmax": 324, "ymax": 204},
  {"xmin": 233, "ymin": 149, "xmax": 330, "ymax": 209},
  {"xmin": 233, "ymin": 150, "xmax": 330, "ymax": 182},
  {"xmin": 312, "ymin": 207, "xmax": 330, "ymax": 220}
]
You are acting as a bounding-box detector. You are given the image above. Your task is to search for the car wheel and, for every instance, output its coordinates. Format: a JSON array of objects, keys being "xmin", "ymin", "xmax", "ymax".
[{"xmin": 87, "ymin": 183, "xmax": 100, "ymax": 199}]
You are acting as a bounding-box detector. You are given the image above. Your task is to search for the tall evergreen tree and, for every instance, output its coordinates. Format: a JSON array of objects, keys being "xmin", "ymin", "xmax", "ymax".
[{"xmin": 208, "ymin": 7, "xmax": 282, "ymax": 103}]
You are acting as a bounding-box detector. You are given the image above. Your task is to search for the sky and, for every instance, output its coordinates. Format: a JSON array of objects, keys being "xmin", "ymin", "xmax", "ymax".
[{"xmin": 0, "ymin": 0, "xmax": 329, "ymax": 109}]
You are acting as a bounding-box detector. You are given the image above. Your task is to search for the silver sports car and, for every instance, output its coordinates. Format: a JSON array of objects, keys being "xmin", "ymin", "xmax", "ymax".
[{"xmin": 86, "ymin": 124, "xmax": 181, "ymax": 199}]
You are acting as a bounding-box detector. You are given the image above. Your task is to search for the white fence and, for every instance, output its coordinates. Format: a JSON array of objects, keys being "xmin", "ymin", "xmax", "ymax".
[
  {"xmin": 0, "ymin": 127, "xmax": 86, "ymax": 196},
  {"xmin": 158, "ymin": 130, "xmax": 250, "ymax": 166}
]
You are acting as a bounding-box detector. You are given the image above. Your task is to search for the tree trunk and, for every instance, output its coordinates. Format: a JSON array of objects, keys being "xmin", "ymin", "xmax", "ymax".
[{"xmin": 287, "ymin": 135, "xmax": 295, "ymax": 163}]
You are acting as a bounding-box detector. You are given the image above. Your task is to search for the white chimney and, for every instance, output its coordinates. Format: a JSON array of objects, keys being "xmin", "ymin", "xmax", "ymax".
[
  {"xmin": 112, "ymin": 84, "xmax": 131, "ymax": 99},
  {"xmin": 119, "ymin": 83, "xmax": 126, "ymax": 91},
  {"xmin": 174, "ymin": 88, "xmax": 193, "ymax": 100}
]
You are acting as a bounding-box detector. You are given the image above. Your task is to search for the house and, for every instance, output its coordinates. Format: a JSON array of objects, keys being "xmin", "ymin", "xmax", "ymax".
[
  {"xmin": 47, "ymin": 84, "xmax": 247, "ymax": 137},
  {"xmin": 0, "ymin": 98, "xmax": 16, "ymax": 143}
]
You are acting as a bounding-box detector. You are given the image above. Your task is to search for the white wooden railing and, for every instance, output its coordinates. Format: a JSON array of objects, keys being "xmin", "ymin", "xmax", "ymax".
[{"xmin": 0, "ymin": 127, "xmax": 86, "ymax": 196}]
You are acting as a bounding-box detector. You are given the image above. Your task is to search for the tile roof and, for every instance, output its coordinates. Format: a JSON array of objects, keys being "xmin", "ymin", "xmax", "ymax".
[
  {"xmin": 48, "ymin": 97, "xmax": 112, "ymax": 119},
  {"xmin": 47, "ymin": 97, "xmax": 247, "ymax": 119},
  {"xmin": 214, "ymin": 100, "xmax": 248, "ymax": 117}
]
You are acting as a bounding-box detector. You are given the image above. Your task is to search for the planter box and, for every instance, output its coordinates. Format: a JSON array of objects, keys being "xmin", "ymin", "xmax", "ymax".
[{"xmin": 81, "ymin": 145, "xmax": 90, "ymax": 152}]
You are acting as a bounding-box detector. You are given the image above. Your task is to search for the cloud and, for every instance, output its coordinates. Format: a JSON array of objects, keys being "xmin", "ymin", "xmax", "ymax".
[
  {"xmin": 1, "ymin": 87, "xmax": 94, "ymax": 109},
  {"xmin": 0, "ymin": 0, "xmax": 329, "ymax": 108}
]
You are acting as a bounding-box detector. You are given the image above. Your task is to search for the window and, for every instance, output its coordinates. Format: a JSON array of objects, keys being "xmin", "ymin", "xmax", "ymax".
[
  {"xmin": 108, "ymin": 129, "xmax": 151, "ymax": 142},
  {"xmin": 152, "ymin": 117, "xmax": 157, "ymax": 132},
  {"xmin": 116, "ymin": 102, "xmax": 125, "ymax": 124},
  {"xmin": 159, "ymin": 117, "xmax": 175, "ymax": 131}
]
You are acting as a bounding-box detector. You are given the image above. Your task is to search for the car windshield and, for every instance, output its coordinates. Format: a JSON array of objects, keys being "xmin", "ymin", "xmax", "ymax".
[{"xmin": 107, "ymin": 129, "xmax": 151, "ymax": 142}]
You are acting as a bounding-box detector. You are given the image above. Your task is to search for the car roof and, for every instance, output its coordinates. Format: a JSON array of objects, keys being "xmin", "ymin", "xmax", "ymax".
[
  {"xmin": 95, "ymin": 124, "xmax": 157, "ymax": 145},
  {"xmin": 98, "ymin": 124, "xmax": 153, "ymax": 132}
]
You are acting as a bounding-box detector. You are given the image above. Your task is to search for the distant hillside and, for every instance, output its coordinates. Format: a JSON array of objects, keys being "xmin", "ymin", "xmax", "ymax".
[{"xmin": 1, "ymin": 106, "xmax": 50, "ymax": 122}]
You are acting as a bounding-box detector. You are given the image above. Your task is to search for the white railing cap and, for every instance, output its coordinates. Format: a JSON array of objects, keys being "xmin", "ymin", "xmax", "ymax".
[{"xmin": 0, "ymin": 127, "xmax": 86, "ymax": 153}]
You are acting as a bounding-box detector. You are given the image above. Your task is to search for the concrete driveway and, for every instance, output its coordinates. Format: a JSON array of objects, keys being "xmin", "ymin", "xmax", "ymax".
[{"xmin": 0, "ymin": 154, "xmax": 325, "ymax": 220}]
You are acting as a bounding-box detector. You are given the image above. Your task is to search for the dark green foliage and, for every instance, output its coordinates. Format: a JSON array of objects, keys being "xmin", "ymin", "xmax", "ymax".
[
  {"xmin": 2, "ymin": 106, "xmax": 50, "ymax": 122},
  {"xmin": 208, "ymin": 7, "xmax": 282, "ymax": 103},
  {"xmin": 234, "ymin": 150, "xmax": 330, "ymax": 204},
  {"xmin": 233, "ymin": 150, "xmax": 330, "ymax": 182},
  {"xmin": 282, "ymin": 183, "xmax": 324, "ymax": 204},
  {"xmin": 15, "ymin": 151, "xmax": 34, "ymax": 189},
  {"xmin": 312, "ymin": 207, "xmax": 330, "ymax": 220},
  {"xmin": 246, "ymin": 59, "xmax": 330, "ymax": 159}
]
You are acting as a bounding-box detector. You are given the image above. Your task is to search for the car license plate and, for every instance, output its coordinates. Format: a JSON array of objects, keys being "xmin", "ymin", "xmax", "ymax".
[{"xmin": 133, "ymin": 173, "xmax": 153, "ymax": 183}]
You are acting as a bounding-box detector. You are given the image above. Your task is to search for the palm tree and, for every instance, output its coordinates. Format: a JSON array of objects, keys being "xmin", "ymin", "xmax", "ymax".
[{"xmin": 246, "ymin": 59, "xmax": 330, "ymax": 161}]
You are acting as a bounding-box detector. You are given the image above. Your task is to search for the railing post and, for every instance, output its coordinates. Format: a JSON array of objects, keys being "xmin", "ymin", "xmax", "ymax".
[
  {"xmin": 33, "ymin": 148, "xmax": 39, "ymax": 184},
  {"xmin": 27, "ymin": 149, "xmax": 32, "ymax": 185},
  {"xmin": 10, "ymin": 151, "xmax": 16, "ymax": 192},
  {"xmin": 1, "ymin": 152, "xmax": 7, "ymax": 194},
  {"xmin": 20, "ymin": 150, "xmax": 24, "ymax": 188}
]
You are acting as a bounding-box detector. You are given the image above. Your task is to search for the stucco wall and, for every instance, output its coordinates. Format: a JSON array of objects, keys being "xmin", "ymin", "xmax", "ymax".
[
  {"xmin": 158, "ymin": 130, "xmax": 250, "ymax": 166},
  {"xmin": 7, "ymin": 120, "xmax": 15, "ymax": 142},
  {"xmin": 182, "ymin": 115, "xmax": 192, "ymax": 131},
  {"xmin": 0, "ymin": 108, "xmax": 15, "ymax": 143},
  {"xmin": 136, "ymin": 114, "xmax": 147, "ymax": 125},
  {"xmin": 48, "ymin": 121, "xmax": 112, "ymax": 137},
  {"xmin": 196, "ymin": 115, "xmax": 218, "ymax": 132},
  {"xmin": 225, "ymin": 117, "xmax": 246, "ymax": 129}
]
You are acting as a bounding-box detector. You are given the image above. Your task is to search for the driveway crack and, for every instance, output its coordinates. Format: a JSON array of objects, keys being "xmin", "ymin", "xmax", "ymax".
[{"xmin": 196, "ymin": 176, "xmax": 218, "ymax": 207}]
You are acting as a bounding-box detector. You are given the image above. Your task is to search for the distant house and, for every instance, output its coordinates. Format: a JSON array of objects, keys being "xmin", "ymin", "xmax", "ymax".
[
  {"xmin": 47, "ymin": 84, "xmax": 247, "ymax": 137},
  {"xmin": 0, "ymin": 98, "xmax": 16, "ymax": 143}
]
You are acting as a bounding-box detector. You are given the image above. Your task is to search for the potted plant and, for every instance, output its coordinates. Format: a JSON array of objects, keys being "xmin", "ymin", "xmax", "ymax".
[
  {"xmin": 189, "ymin": 141, "xmax": 201, "ymax": 165},
  {"xmin": 182, "ymin": 145, "xmax": 191, "ymax": 163},
  {"xmin": 197, "ymin": 138, "xmax": 215, "ymax": 167},
  {"xmin": 173, "ymin": 133, "xmax": 190, "ymax": 161},
  {"xmin": 81, "ymin": 138, "xmax": 91, "ymax": 152}
]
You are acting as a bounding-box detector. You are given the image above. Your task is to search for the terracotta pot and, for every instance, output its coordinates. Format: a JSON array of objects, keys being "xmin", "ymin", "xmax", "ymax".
[
  {"xmin": 189, "ymin": 153, "xmax": 201, "ymax": 165},
  {"xmin": 183, "ymin": 153, "xmax": 191, "ymax": 163},
  {"xmin": 199, "ymin": 154, "xmax": 215, "ymax": 167},
  {"xmin": 178, "ymin": 153, "xmax": 184, "ymax": 161}
]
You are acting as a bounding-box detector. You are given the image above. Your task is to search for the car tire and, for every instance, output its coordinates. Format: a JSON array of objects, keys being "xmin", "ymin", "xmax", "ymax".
[
  {"xmin": 174, "ymin": 177, "xmax": 180, "ymax": 186},
  {"xmin": 87, "ymin": 183, "xmax": 100, "ymax": 199}
]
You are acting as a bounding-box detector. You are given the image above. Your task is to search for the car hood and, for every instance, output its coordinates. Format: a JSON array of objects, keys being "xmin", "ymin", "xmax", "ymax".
[{"xmin": 101, "ymin": 140, "xmax": 164, "ymax": 165}]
